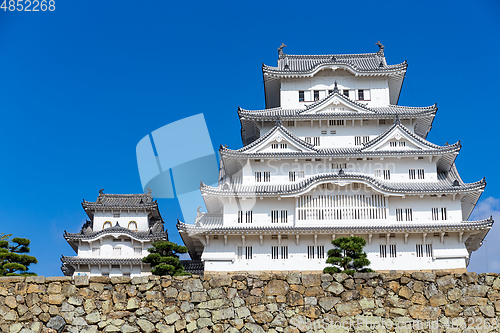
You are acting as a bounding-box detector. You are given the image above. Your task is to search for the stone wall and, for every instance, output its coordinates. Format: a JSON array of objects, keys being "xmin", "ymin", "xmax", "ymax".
[{"xmin": 1, "ymin": 271, "xmax": 500, "ymax": 333}]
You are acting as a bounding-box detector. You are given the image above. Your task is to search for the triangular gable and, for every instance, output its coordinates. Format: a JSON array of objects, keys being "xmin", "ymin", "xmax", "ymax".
[
  {"xmin": 362, "ymin": 123, "xmax": 443, "ymax": 152},
  {"xmin": 237, "ymin": 124, "xmax": 317, "ymax": 154},
  {"xmin": 299, "ymin": 92, "xmax": 376, "ymax": 115}
]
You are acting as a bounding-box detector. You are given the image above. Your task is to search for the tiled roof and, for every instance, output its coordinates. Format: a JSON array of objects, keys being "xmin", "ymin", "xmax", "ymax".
[
  {"xmin": 82, "ymin": 190, "xmax": 157, "ymax": 210},
  {"xmin": 238, "ymin": 92, "xmax": 437, "ymax": 119},
  {"xmin": 178, "ymin": 217, "xmax": 494, "ymax": 234},
  {"xmin": 60, "ymin": 256, "xmax": 147, "ymax": 265},
  {"xmin": 201, "ymin": 169, "xmax": 485, "ymax": 197},
  {"xmin": 263, "ymin": 52, "xmax": 407, "ymax": 75},
  {"xmin": 180, "ymin": 260, "xmax": 204, "ymax": 275},
  {"xmin": 222, "ymin": 119, "xmax": 459, "ymax": 159},
  {"xmin": 235, "ymin": 119, "xmax": 314, "ymax": 153},
  {"xmin": 64, "ymin": 226, "xmax": 168, "ymax": 241}
]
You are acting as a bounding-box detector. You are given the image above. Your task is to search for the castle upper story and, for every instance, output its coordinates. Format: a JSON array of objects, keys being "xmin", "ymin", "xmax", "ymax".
[{"xmin": 262, "ymin": 42, "xmax": 407, "ymax": 109}]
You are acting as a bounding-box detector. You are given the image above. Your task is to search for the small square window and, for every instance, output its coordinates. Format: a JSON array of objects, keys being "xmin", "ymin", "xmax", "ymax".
[
  {"xmin": 358, "ymin": 90, "xmax": 364, "ymax": 101},
  {"xmin": 343, "ymin": 90, "xmax": 349, "ymax": 97},
  {"xmin": 299, "ymin": 91, "xmax": 305, "ymax": 102}
]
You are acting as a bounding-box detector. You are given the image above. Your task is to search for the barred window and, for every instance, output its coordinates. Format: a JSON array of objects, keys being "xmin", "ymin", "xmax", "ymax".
[
  {"xmin": 432, "ymin": 208, "xmax": 447, "ymax": 220},
  {"xmin": 409, "ymin": 169, "xmax": 416, "ymax": 179},
  {"xmin": 389, "ymin": 245, "xmax": 397, "ymax": 258},
  {"xmin": 238, "ymin": 211, "xmax": 253, "ymax": 223},
  {"xmin": 396, "ymin": 209, "xmax": 403, "ymax": 221},
  {"xmin": 305, "ymin": 137, "xmax": 312, "ymax": 144},
  {"xmin": 426, "ymin": 244, "xmax": 433, "ymax": 257},
  {"xmin": 271, "ymin": 246, "xmax": 279, "ymax": 259},
  {"xmin": 281, "ymin": 246, "xmax": 288, "ymax": 259},
  {"xmin": 355, "ymin": 136, "xmax": 362, "ymax": 145},
  {"xmin": 299, "ymin": 91, "xmax": 304, "ymax": 102},
  {"xmin": 313, "ymin": 137, "xmax": 320, "ymax": 146},
  {"xmin": 255, "ymin": 172, "xmax": 262, "ymax": 182},
  {"xmin": 416, "ymin": 244, "xmax": 423, "ymax": 257},
  {"xmin": 383, "ymin": 170, "xmax": 391, "ymax": 180},
  {"xmin": 307, "ymin": 246, "xmax": 315, "ymax": 259},
  {"xmin": 329, "ymin": 119, "xmax": 344, "ymax": 126},
  {"xmin": 405, "ymin": 208, "xmax": 413, "ymax": 221},
  {"xmin": 363, "ymin": 136, "xmax": 370, "ymax": 144},
  {"xmin": 380, "ymin": 245, "xmax": 387, "ymax": 258},
  {"xmin": 237, "ymin": 246, "xmax": 253, "ymax": 259},
  {"xmin": 418, "ymin": 169, "xmax": 425, "ymax": 179},
  {"xmin": 317, "ymin": 246, "xmax": 325, "ymax": 259},
  {"xmin": 264, "ymin": 171, "xmax": 270, "ymax": 182},
  {"xmin": 314, "ymin": 90, "xmax": 320, "ymax": 101}
]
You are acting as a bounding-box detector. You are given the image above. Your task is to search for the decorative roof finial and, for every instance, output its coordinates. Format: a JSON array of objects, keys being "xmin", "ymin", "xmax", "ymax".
[
  {"xmin": 333, "ymin": 81, "xmax": 339, "ymax": 94},
  {"xmin": 278, "ymin": 43, "xmax": 287, "ymax": 56},
  {"xmin": 148, "ymin": 188, "xmax": 152, "ymax": 194},
  {"xmin": 275, "ymin": 116, "xmax": 282, "ymax": 127},
  {"xmin": 394, "ymin": 114, "xmax": 401, "ymax": 125},
  {"xmin": 375, "ymin": 41, "xmax": 385, "ymax": 53},
  {"xmin": 99, "ymin": 188, "xmax": 104, "ymax": 195}
]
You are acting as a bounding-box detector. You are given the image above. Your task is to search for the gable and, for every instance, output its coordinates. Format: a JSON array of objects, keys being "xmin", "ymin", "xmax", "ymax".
[
  {"xmin": 363, "ymin": 126, "xmax": 438, "ymax": 152},
  {"xmin": 300, "ymin": 95, "xmax": 374, "ymax": 115},
  {"xmin": 243, "ymin": 127, "xmax": 316, "ymax": 154}
]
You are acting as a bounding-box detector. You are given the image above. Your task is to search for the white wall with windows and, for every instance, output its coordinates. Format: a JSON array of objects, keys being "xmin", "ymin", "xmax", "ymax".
[
  {"xmin": 74, "ymin": 265, "xmax": 148, "ymax": 278},
  {"xmin": 240, "ymin": 157, "xmax": 439, "ymax": 185},
  {"xmin": 93, "ymin": 211, "xmax": 150, "ymax": 231},
  {"xmin": 76, "ymin": 237, "xmax": 150, "ymax": 258},
  {"xmin": 258, "ymin": 120, "xmax": 418, "ymax": 149},
  {"xmin": 201, "ymin": 233, "xmax": 468, "ymax": 272},
  {"xmin": 279, "ymin": 73, "xmax": 390, "ymax": 109}
]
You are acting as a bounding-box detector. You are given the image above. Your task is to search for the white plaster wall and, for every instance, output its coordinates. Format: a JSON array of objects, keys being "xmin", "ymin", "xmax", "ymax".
[
  {"xmin": 388, "ymin": 195, "xmax": 462, "ymax": 223},
  {"xmin": 222, "ymin": 197, "xmax": 295, "ymax": 227},
  {"xmin": 93, "ymin": 211, "xmax": 149, "ymax": 232},
  {"xmin": 73, "ymin": 266, "xmax": 151, "ymax": 278},
  {"xmin": 77, "ymin": 237, "xmax": 152, "ymax": 258},
  {"xmin": 240, "ymin": 157, "xmax": 438, "ymax": 185},
  {"xmin": 202, "ymin": 233, "xmax": 467, "ymax": 272},
  {"xmin": 259, "ymin": 120, "xmax": 416, "ymax": 149},
  {"xmin": 280, "ymin": 75, "xmax": 389, "ymax": 109}
]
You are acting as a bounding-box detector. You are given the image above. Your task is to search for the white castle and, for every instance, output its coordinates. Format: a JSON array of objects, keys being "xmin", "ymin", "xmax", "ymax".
[
  {"xmin": 61, "ymin": 190, "xmax": 167, "ymax": 277},
  {"xmin": 177, "ymin": 43, "xmax": 493, "ymax": 273}
]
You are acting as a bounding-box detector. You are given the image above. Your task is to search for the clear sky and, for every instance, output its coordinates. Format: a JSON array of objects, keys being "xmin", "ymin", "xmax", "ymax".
[{"xmin": 0, "ymin": 0, "xmax": 499, "ymax": 277}]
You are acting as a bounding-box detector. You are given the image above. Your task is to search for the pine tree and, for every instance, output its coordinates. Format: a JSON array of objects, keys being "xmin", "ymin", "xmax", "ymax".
[
  {"xmin": 0, "ymin": 237, "xmax": 38, "ymax": 276},
  {"xmin": 0, "ymin": 233, "xmax": 11, "ymax": 241},
  {"xmin": 323, "ymin": 236, "xmax": 373, "ymax": 275},
  {"xmin": 142, "ymin": 241, "xmax": 190, "ymax": 276}
]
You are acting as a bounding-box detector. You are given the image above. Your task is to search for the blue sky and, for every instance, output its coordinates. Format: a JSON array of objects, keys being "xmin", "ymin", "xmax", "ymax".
[{"xmin": 0, "ymin": 0, "xmax": 498, "ymax": 276}]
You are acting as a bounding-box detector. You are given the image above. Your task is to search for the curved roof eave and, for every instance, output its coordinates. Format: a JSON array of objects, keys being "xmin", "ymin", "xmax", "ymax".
[
  {"xmin": 262, "ymin": 62, "xmax": 407, "ymax": 77},
  {"xmin": 200, "ymin": 173, "xmax": 486, "ymax": 198},
  {"xmin": 177, "ymin": 217, "xmax": 494, "ymax": 234}
]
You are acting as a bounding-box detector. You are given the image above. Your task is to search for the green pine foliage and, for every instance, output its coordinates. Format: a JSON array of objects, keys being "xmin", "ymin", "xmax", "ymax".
[
  {"xmin": 142, "ymin": 241, "xmax": 190, "ymax": 276},
  {"xmin": 323, "ymin": 236, "xmax": 374, "ymax": 276},
  {"xmin": 0, "ymin": 237, "xmax": 38, "ymax": 276}
]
